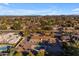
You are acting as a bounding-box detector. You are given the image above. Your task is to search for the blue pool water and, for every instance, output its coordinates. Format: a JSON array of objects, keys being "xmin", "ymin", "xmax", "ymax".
[{"xmin": 0, "ymin": 45, "xmax": 12, "ymax": 51}]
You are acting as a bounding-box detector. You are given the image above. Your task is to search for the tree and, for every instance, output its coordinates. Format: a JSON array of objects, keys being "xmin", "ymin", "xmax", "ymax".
[
  {"xmin": 27, "ymin": 51, "xmax": 34, "ymax": 56},
  {"xmin": 11, "ymin": 21, "xmax": 22, "ymax": 30},
  {"xmin": 36, "ymin": 49, "xmax": 45, "ymax": 56},
  {"xmin": 14, "ymin": 51, "xmax": 22, "ymax": 56}
]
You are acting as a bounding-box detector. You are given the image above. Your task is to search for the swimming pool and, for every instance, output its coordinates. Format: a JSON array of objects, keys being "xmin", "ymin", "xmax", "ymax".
[{"xmin": 0, "ymin": 45, "xmax": 12, "ymax": 52}]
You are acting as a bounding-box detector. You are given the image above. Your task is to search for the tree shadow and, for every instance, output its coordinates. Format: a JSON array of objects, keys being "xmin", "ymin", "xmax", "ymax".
[
  {"xmin": 62, "ymin": 42, "xmax": 79, "ymax": 56},
  {"xmin": 34, "ymin": 39, "xmax": 79, "ymax": 56},
  {"xmin": 35, "ymin": 39, "xmax": 64, "ymax": 56}
]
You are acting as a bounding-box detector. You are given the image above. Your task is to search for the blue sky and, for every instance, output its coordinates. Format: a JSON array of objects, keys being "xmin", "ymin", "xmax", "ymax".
[{"xmin": 0, "ymin": 3, "xmax": 79, "ymax": 15}]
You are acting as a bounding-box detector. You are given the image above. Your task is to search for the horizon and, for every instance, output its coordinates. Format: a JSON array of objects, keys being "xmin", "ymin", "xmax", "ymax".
[{"xmin": 0, "ymin": 15, "xmax": 79, "ymax": 16}]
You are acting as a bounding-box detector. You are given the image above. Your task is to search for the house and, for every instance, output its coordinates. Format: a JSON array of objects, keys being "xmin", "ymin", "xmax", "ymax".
[{"xmin": 0, "ymin": 32, "xmax": 21, "ymax": 44}]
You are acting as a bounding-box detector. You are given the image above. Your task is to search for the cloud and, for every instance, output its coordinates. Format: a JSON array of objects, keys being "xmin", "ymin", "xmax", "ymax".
[
  {"xmin": 72, "ymin": 8, "xmax": 79, "ymax": 11},
  {"xmin": 0, "ymin": 5, "xmax": 61, "ymax": 15},
  {"xmin": 71, "ymin": 8, "xmax": 79, "ymax": 15},
  {"xmin": 3, "ymin": 3, "xmax": 9, "ymax": 5}
]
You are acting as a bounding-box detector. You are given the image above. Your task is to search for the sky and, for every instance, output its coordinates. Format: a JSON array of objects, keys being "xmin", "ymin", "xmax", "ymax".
[{"xmin": 0, "ymin": 3, "xmax": 79, "ymax": 15}]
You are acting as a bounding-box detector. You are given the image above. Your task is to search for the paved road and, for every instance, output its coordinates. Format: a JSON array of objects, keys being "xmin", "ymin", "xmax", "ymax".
[{"xmin": 9, "ymin": 36, "xmax": 25, "ymax": 56}]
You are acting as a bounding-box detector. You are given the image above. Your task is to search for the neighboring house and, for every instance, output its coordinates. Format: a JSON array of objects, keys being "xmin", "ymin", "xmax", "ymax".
[{"xmin": 0, "ymin": 32, "xmax": 21, "ymax": 44}]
